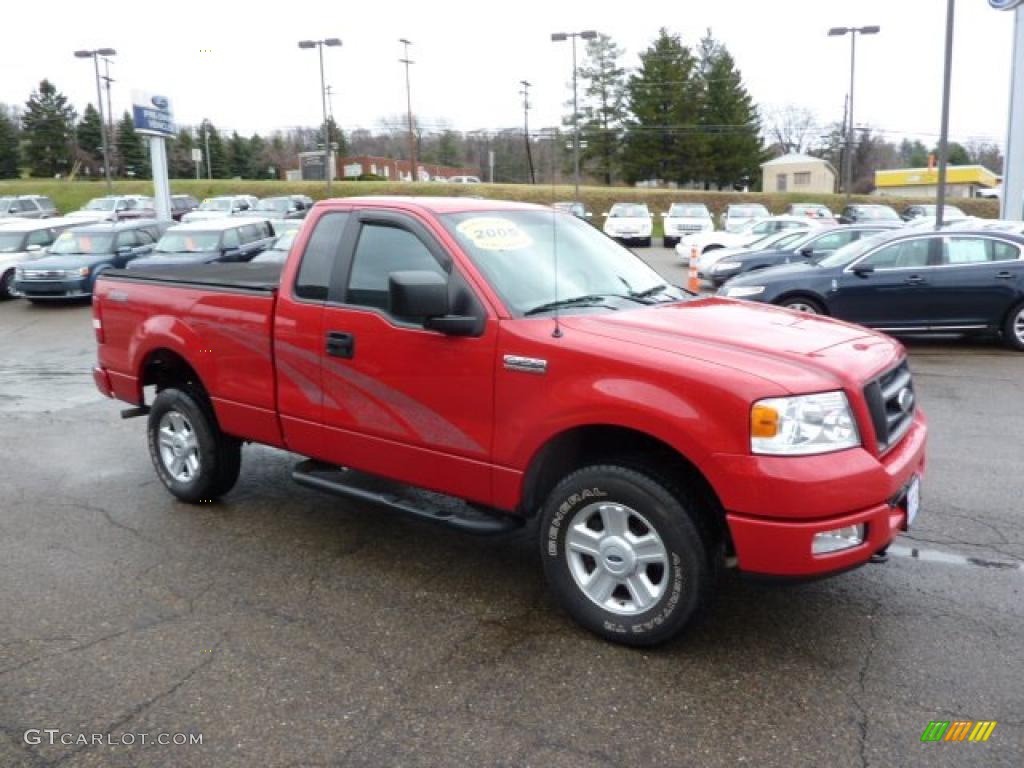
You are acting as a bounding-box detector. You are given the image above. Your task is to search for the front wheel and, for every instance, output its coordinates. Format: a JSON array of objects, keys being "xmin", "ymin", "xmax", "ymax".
[
  {"xmin": 539, "ymin": 465, "xmax": 714, "ymax": 647},
  {"xmin": 147, "ymin": 387, "xmax": 242, "ymax": 503},
  {"xmin": 0, "ymin": 269, "xmax": 16, "ymax": 299},
  {"xmin": 1003, "ymin": 302, "xmax": 1024, "ymax": 351},
  {"xmin": 778, "ymin": 296, "xmax": 825, "ymax": 315}
]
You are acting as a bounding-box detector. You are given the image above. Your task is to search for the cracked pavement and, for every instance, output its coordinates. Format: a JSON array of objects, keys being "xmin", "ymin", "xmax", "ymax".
[{"xmin": 1, "ymin": 275, "xmax": 1022, "ymax": 767}]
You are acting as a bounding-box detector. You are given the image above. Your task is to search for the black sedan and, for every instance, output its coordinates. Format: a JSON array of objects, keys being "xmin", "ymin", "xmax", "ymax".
[
  {"xmin": 719, "ymin": 228, "xmax": 1024, "ymax": 350},
  {"xmin": 708, "ymin": 224, "xmax": 902, "ymax": 286}
]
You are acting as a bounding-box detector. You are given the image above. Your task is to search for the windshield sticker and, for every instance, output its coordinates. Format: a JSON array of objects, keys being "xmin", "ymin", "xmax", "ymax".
[{"xmin": 456, "ymin": 217, "xmax": 533, "ymax": 251}]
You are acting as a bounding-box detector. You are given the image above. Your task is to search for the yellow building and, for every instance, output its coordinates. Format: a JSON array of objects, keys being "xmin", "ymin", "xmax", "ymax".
[{"xmin": 874, "ymin": 165, "xmax": 999, "ymax": 198}]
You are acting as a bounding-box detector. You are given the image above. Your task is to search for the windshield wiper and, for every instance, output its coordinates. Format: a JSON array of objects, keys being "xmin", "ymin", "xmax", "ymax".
[
  {"xmin": 632, "ymin": 283, "xmax": 669, "ymax": 299},
  {"xmin": 524, "ymin": 294, "xmax": 623, "ymax": 316}
]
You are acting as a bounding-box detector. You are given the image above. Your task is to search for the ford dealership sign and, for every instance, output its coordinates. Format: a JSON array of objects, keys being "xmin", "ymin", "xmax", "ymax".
[
  {"xmin": 990, "ymin": 0, "xmax": 1024, "ymax": 9},
  {"xmin": 131, "ymin": 90, "xmax": 175, "ymax": 138}
]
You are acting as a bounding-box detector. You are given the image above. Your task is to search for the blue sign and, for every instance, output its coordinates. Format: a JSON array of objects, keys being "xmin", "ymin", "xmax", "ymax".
[
  {"xmin": 990, "ymin": 0, "xmax": 1024, "ymax": 9},
  {"xmin": 131, "ymin": 90, "xmax": 175, "ymax": 138}
]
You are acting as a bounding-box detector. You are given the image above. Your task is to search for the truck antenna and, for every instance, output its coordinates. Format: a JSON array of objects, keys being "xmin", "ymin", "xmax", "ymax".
[{"xmin": 551, "ymin": 139, "xmax": 562, "ymax": 338}]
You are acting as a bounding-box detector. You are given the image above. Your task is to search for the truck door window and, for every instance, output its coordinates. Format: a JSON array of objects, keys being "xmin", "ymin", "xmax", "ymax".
[
  {"xmin": 347, "ymin": 224, "xmax": 446, "ymax": 311},
  {"xmin": 222, "ymin": 229, "xmax": 241, "ymax": 249},
  {"xmin": 294, "ymin": 211, "xmax": 350, "ymax": 301}
]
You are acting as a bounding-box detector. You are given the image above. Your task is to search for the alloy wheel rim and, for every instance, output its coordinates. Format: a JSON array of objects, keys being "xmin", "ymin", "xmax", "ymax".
[
  {"xmin": 1015, "ymin": 308, "xmax": 1024, "ymax": 345},
  {"xmin": 157, "ymin": 410, "xmax": 200, "ymax": 483},
  {"xmin": 565, "ymin": 502, "xmax": 669, "ymax": 616},
  {"xmin": 787, "ymin": 301, "xmax": 818, "ymax": 314}
]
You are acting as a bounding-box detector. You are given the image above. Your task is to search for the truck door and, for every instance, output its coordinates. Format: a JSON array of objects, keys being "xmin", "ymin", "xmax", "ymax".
[{"xmin": 316, "ymin": 209, "xmax": 497, "ymax": 506}]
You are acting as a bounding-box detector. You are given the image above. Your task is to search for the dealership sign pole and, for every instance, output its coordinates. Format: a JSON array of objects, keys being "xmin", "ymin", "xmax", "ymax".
[
  {"xmin": 992, "ymin": 0, "xmax": 1024, "ymax": 220},
  {"xmin": 131, "ymin": 91, "xmax": 175, "ymax": 222}
]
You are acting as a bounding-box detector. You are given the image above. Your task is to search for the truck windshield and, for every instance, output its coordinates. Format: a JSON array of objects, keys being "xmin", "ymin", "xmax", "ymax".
[
  {"xmin": 155, "ymin": 232, "xmax": 222, "ymax": 253},
  {"xmin": 442, "ymin": 210, "xmax": 679, "ymax": 316},
  {"xmin": 49, "ymin": 232, "xmax": 115, "ymax": 255}
]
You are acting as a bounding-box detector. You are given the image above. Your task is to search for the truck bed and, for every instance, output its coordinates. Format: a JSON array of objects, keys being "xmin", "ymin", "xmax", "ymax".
[{"xmin": 103, "ymin": 262, "xmax": 283, "ymax": 292}]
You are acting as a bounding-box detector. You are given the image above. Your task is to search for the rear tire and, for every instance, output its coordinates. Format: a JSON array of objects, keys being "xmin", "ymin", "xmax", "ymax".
[
  {"xmin": 539, "ymin": 464, "xmax": 714, "ymax": 647},
  {"xmin": 778, "ymin": 296, "xmax": 825, "ymax": 315},
  {"xmin": 147, "ymin": 387, "xmax": 242, "ymax": 503},
  {"xmin": 1003, "ymin": 302, "xmax": 1024, "ymax": 351}
]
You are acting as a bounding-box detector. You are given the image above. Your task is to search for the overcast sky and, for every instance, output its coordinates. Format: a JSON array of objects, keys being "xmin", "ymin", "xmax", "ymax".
[{"xmin": 2, "ymin": 0, "xmax": 1017, "ymax": 150}]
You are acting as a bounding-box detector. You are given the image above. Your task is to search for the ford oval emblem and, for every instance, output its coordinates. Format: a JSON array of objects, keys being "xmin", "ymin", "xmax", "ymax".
[
  {"xmin": 897, "ymin": 387, "xmax": 915, "ymax": 414},
  {"xmin": 989, "ymin": 0, "xmax": 1024, "ymax": 9},
  {"xmin": 151, "ymin": 95, "xmax": 169, "ymax": 109}
]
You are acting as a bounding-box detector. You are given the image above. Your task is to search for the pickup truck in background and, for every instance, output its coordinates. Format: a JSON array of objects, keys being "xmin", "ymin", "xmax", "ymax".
[{"xmin": 91, "ymin": 196, "xmax": 928, "ymax": 646}]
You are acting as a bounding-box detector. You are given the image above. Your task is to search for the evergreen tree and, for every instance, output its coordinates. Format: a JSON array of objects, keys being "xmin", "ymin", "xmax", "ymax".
[
  {"xmin": 577, "ymin": 34, "xmax": 627, "ymax": 185},
  {"xmin": 76, "ymin": 103, "xmax": 104, "ymax": 174},
  {"xmin": 698, "ymin": 37, "xmax": 761, "ymax": 189},
  {"xmin": 324, "ymin": 117, "xmax": 347, "ymax": 157},
  {"xmin": 227, "ymin": 131, "xmax": 251, "ymax": 178},
  {"xmin": 115, "ymin": 111, "xmax": 149, "ymax": 179},
  {"xmin": 0, "ymin": 110, "xmax": 19, "ymax": 178},
  {"xmin": 199, "ymin": 121, "xmax": 228, "ymax": 178},
  {"xmin": 22, "ymin": 79, "xmax": 76, "ymax": 177},
  {"xmin": 168, "ymin": 129, "xmax": 196, "ymax": 178},
  {"xmin": 898, "ymin": 139, "xmax": 930, "ymax": 168},
  {"xmin": 937, "ymin": 141, "xmax": 971, "ymax": 166},
  {"xmin": 621, "ymin": 29, "xmax": 702, "ymax": 185},
  {"xmin": 437, "ymin": 130, "xmax": 459, "ymax": 167},
  {"xmin": 247, "ymin": 133, "xmax": 267, "ymax": 178}
]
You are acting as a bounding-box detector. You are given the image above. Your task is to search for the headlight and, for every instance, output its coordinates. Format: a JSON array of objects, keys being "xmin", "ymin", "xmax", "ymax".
[
  {"xmin": 70, "ymin": 266, "xmax": 90, "ymax": 277},
  {"xmin": 713, "ymin": 261, "xmax": 741, "ymax": 273},
  {"xmin": 750, "ymin": 391, "xmax": 860, "ymax": 455},
  {"xmin": 724, "ymin": 285, "xmax": 765, "ymax": 297}
]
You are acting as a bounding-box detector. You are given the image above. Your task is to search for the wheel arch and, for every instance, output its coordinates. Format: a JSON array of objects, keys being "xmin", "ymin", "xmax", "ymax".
[
  {"xmin": 772, "ymin": 290, "xmax": 830, "ymax": 315},
  {"xmin": 139, "ymin": 347, "xmax": 209, "ymax": 402}
]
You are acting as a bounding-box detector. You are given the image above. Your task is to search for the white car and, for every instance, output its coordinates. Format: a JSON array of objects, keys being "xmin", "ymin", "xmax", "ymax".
[
  {"xmin": 67, "ymin": 196, "xmax": 148, "ymax": 222},
  {"xmin": 720, "ymin": 203, "xmax": 771, "ymax": 232},
  {"xmin": 0, "ymin": 218, "xmax": 83, "ymax": 298},
  {"xmin": 602, "ymin": 202, "xmax": 653, "ymax": 247},
  {"xmin": 181, "ymin": 196, "xmax": 255, "ymax": 223},
  {"xmin": 449, "ymin": 176, "xmax": 481, "ymax": 184},
  {"xmin": 693, "ymin": 228, "xmax": 813, "ymax": 278},
  {"xmin": 677, "ymin": 215, "xmax": 819, "ymax": 258},
  {"xmin": 662, "ymin": 203, "xmax": 714, "ymax": 247}
]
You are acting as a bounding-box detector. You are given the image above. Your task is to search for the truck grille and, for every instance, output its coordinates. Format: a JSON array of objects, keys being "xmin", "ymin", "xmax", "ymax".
[
  {"xmin": 21, "ymin": 270, "xmax": 65, "ymax": 280},
  {"xmin": 863, "ymin": 360, "xmax": 916, "ymax": 453}
]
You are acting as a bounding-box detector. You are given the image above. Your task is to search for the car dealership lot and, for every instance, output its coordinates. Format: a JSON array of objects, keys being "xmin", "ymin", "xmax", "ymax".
[{"xmin": 0, "ymin": 293, "xmax": 1022, "ymax": 767}]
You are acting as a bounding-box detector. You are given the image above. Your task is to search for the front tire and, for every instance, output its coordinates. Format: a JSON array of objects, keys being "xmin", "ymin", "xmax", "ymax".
[
  {"xmin": 147, "ymin": 388, "xmax": 241, "ymax": 503},
  {"xmin": 778, "ymin": 296, "xmax": 825, "ymax": 315},
  {"xmin": 1003, "ymin": 302, "xmax": 1024, "ymax": 351},
  {"xmin": 539, "ymin": 465, "xmax": 714, "ymax": 647},
  {"xmin": 0, "ymin": 269, "xmax": 16, "ymax": 299}
]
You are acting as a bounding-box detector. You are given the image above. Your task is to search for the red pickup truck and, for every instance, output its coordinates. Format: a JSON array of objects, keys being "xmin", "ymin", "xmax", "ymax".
[{"xmin": 92, "ymin": 196, "xmax": 927, "ymax": 646}]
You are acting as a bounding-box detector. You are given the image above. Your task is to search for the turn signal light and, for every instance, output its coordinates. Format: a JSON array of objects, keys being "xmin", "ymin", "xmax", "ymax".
[{"xmin": 751, "ymin": 404, "xmax": 779, "ymax": 438}]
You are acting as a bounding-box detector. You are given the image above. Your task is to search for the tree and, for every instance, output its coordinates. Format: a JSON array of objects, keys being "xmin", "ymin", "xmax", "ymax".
[
  {"xmin": 247, "ymin": 133, "xmax": 267, "ymax": 178},
  {"xmin": 576, "ymin": 34, "xmax": 627, "ymax": 185},
  {"xmin": 621, "ymin": 28, "xmax": 703, "ymax": 185},
  {"xmin": 764, "ymin": 104, "xmax": 817, "ymax": 155},
  {"xmin": 0, "ymin": 110, "xmax": 19, "ymax": 178},
  {"xmin": 698, "ymin": 37, "xmax": 762, "ymax": 189},
  {"xmin": 199, "ymin": 120, "xmax": 228, "ymax": 178},
  {"xmin": 227, "ymin": 131, "xmax": 251, "ymax": 178},
  {"xmin": 168, "ymin": 129, "xmax": 196, "ymax": 178},
  {"xmin": 115, "ymin": 111, "xmax": 149, "ymax": 179},
  {"xmin": 937, "ymin": 141, "xmax": 971, "ymax": 166},
  {"xmin": 75, "ymin": 103, "xmax": 104, "ymax": 176},
  {"xmin": 324, "ymin": 116, "xmax": 347, "ymax": 158},
  {"xmin": 967, "ymin": 140, "xmax": 1004, "ymax": 174},
  {"xmin": 898, "ymin": 138, "xmax": 929, "ymax": 168},
  {"xmin": 437, "ymin": 129, "xmax": 459, "ymax": 167},
  {"xmin": 22, "ymin": 79, "xmax": 76, "ymax": 177}
]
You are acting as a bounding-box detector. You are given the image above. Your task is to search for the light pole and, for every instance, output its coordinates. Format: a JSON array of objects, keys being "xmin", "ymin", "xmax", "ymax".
[
  {"xmin": 828, "ymin": 26, "xmax": 879, "ymax": 202},
  {"xmin": 551, "ymin": 30, "xmax": 597, "ymax": 199},
  {"xmin": 935, "ymin": 0, "xmax": 957, "ymax": 229},
  {"xmin": 298, "ymin": 37, "xmax": 342, "ymax": 193},
  {"xmin": 399, "ymin": 39, "xmax": 416, "ymax": 182},
  {"xmin": 73, "ymin": 48, "xmax": 116, "ymax": 193},
  {"xmin": 520, "ymin": 80, "xmax": 535, "ymax": 184}
]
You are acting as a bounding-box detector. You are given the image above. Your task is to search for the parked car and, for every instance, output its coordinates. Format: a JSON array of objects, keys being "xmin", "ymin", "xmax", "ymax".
[
  {"xmin": 0, "ymin": 218, "xmax": 83, "ymax": 298},
  {"xmin": 170, "ymin": 195, "xmax": 200, "ymax": 221},
  {"xmin": 720, "ymin": 203, "xmax": 770, "ymax": 232},
  {"xmin": 662, "ymin": 203, "xmax": 714, "ymax": 247},
  {"xmin": 448, "ymin": 175, "xmax": 482, "ymax": 184},
  {"xmin": 837, "ymin": 204, "xmax": 902, "ymax": 224},
  {"xmin": 786, "ymin": 203, "xmax": 835, "ymax": 222},
  {"xmin": 14, "ymin": 220, "xmax": 169, "ymax": 302},
  {"xmin": 695, "ymin": 229, "xmax": 812, "ymax": 279},
  {"xmin": 91, "ymin": 195, "xmax": 927, "ymax": 646},
  {"xmin": 720, "ymin": 228, "xmax": 1024, "ymax": 350},
  {"xmin": 901, "ymin": 204, "xmax": 966, "ymax": 222},
  {"xmin": 708, "ymin": 223, "xmax": 904, "ymax": 286},
  {"xmin": 68, "ymin": 196, "xmax": 155, "ymax": 222},
  {"xmin": 127, "ymin": 218, "xmax": 275, "ymax": 269},
  {"xmin": 552, "ymin": 201, "xmax": 592, "ymax": 220},
  {"xmin": 602, "ymin": 202, "xmax": 653, "ymax": 246},
  {"xmin": 250, "ymin": 227, "xmax": 298, "ymax": 264},
  {"xmin": 180, "ymin": 196, "xmax": 255, "ymax": 223},
  {"xmin": 903, "ymin": 212, "xmax": 973, "ymax": 229},
  {"xmin": 240, "ymin": 196, "xmax": 308, "ymax": 220},
  {"xmin": 0, "ymin": 195, "xmax": 58, "ymax": 220},
  {"xmin": 678, "ymin": 215, "xmax": 818, "ymax": 256}
]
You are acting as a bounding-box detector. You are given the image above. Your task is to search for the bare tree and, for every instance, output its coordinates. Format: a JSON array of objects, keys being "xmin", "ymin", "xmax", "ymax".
[{"xmin": 764, "ymin": 104, "xmax": 818, "ymax": 155}]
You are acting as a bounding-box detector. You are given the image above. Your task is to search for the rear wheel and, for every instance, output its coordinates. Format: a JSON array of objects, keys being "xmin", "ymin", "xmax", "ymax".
[
  {"xmin": 778, "ymin": 296, "xmax": 825, "ymax": 315},
  {"xmin": 539, "ymin": 464, "xmax": 714, "ymax": 647},
  {"xmin": 147, "ymin": 387, "xmax": 242, "ymax": 503},
  {"xmin": 1003, "ymin": 302, "xmax": 1024, "ymax": 351}
]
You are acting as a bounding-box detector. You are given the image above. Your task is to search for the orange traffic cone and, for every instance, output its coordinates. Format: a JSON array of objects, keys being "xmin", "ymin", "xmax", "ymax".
[{"xmin": 688, "ymin": 246, "xmax": 700, "ymax": 293}]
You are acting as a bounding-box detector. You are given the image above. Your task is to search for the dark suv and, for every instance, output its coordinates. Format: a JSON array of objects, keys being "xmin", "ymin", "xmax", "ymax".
[
  {"xmin": 128, "ymin": 218, "xmax": 276, "ymax": 269},
  {"xmin": 0, "ymin": 195, "xmax": 58, "ymax": 220},
  {"xmin": 170, "ymin": 195, "xmax": 200, "ymax": 221},
  {"xmin": 837, "ymin": 204, "xmax": 902, "ymax": 224}
]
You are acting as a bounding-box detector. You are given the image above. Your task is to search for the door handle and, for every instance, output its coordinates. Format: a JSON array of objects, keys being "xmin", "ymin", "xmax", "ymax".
[
  {"xmin": 904, "ymin": 275, "xmax": 925, "ymax": 285},
  {"xmin": 326, "ymin": 331, "xmax": 355, "ymax": 359},
  {"xmin": 995, "ymin": 271, "xmax": 1015, "ymax": 280}
]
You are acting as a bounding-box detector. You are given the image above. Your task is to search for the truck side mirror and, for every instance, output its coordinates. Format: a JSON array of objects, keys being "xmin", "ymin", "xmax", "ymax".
[{"xmin": 389, "ymin": 271, "xmax": 479, "ymax": 336}]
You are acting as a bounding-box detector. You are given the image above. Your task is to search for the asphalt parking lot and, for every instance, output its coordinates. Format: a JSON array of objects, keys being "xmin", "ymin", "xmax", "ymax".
[{"xmin": 1, "ymin": 262, "xmax": 1022, "ymax": 767}]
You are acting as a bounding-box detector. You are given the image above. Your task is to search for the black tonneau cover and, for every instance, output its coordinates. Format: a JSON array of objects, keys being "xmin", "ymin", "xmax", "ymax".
[{"xmin": 101, "ymin": 263, "xmax": 283, "ymax": 293}]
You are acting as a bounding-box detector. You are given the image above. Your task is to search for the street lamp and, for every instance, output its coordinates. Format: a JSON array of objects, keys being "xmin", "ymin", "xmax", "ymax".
[
  {"xmin": 827, "ymin": 26, "xmax": 879, "ymax": 202},
  {"xmin": 551, "ymin": 29, "xmax": 598, "ymax": 199},
  {"xmin": 399, "ymin": 39, "xmax": 416, "ymax": 182},
  {"xmin": 74, "ymin": 48, "xmax": 116, "ymax": 193},
  {"xmin": 298, "ymin": 37, "xmax": 342, "ymax": 193}
]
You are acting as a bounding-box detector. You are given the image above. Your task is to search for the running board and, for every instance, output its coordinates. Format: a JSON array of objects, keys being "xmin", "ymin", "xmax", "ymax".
[{"xmin": 291, "ymin": 460, "xmax": 523, "ymax": 535}]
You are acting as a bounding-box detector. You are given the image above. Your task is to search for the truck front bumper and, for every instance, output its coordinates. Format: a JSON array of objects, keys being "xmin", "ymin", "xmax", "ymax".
[
  {"xmin": 713, "ymin": 410, "xmax": 927, "ymax": 577},
  {"xmin": 16, "ymin": 277, "xmax": 91, "ymax": 299}
]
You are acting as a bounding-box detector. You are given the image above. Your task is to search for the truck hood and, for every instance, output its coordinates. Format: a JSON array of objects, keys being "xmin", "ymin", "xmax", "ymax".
[
  {"xmin": 561, "ymin": 298, "xmax": 900, "ymax": 393},
  {"xmin": 127, "ymin": 253, "xmax": 218, "ymax": 268}
]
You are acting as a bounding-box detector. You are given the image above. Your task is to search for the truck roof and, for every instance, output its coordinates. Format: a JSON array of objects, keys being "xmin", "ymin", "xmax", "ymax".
[{"xmin": 322, "ymin": 196, "xmax": 546, "ymax": 214}]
